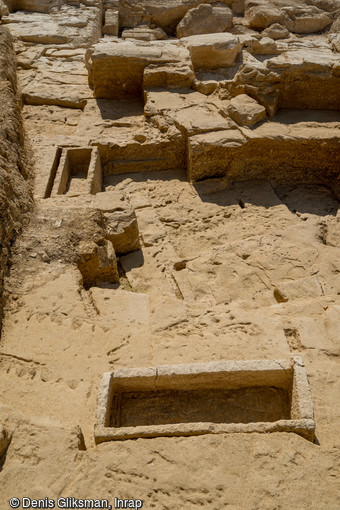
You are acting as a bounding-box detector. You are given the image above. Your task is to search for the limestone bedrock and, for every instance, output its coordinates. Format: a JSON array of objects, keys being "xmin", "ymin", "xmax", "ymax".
[{"xmin": 0, "ymin": 0, "xmax": 340, "ymax": 508}]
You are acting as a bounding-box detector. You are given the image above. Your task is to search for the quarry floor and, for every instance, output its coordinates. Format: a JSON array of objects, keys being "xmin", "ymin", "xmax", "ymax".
[{"xmin": 1, "ymin": 163, "xmax": 340, "ymax": 507}]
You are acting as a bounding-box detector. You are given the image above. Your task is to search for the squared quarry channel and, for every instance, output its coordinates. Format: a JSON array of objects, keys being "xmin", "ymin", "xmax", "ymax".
[
  {"xmin": 50, "ymin": 147, "xmax": 102, "ymax": 198},
  {"xmin": 95, "ymin": 357, "xmax": 315, "ymax": 443}
]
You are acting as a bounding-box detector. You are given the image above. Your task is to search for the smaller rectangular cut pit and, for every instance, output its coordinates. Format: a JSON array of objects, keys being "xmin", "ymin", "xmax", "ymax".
[
  {"xmin": 95, "ymin": 357, "xmax": 315, "ymax": 443},
  {"xmin": 65, "ymin": 148, "xmax": 91, "ymax": 195},
  {"xmin": 50, "ymin": 147, "xmax": 102, "ymax": 197}
]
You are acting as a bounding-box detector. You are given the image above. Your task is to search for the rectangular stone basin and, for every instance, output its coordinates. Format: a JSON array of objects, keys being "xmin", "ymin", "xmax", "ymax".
[{"xmin": 95, "ymin": 357, "xmax": 315, "ymax": 443}]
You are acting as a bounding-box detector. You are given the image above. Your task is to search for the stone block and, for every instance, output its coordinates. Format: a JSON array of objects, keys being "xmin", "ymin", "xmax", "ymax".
[
  {"xmin": 261, "ymin": 23, "xmax": 290, "ymax": 40},
  {"xmin": 227, "ymin": 94, "xmax": 266, "ymax": 126},
  {"xmin": 87, "ymin": 41, "xmax": 191, "ymax": 98},
  {"xmin": 180, "ymin": 33, "xmax": 242, "ymax": 69},
  {"xmin": 176, "ymin": 3, "xmax": 233, "ymax": 38}
]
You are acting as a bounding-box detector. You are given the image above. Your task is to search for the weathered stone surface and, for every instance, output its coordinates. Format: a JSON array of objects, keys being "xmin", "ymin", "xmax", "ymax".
[
  {"xmin": 245, "ymin": 4, "xmax": 291, "ymax": 30},
  {"xmin": 87, "ymin": 40, "xmax": 192, "ymax": 97},
  {"xmin": 227, "ymin": 93, "xmax": 267, "ymax": 126},
  {"xmin": 122, "ymin": 26, "xmax": 167, "ymax": 41},
  {"xmin": 286, "ymin": 5, "xmax": 333, "ymax": 33},
  {"xmin": 245, "ymin": 1, "xmax": 332, "ymax": 33},
  {"xmin": 188, "ymin": 128, "xmax": 246, "ymax": 180},
  {"xmin": 0, "ymin": 0, "xmax": 9, "ymax": 16},
  {"xmin": 225, "ymin": 46, "xmax": 340, "ymax": 116},
  {"xmin": 262, "ymin": 23, "xmax": 290, "ymax": 39},
  {"xmin": 176, "ymin": 3, "xmax": 233, "ymax": 38},
  {"xmin": 21, "ymin": 57, "xmax": 91, "ymax": 108},
  {"xmin": 143, "ymin": 61, "xmax": 195, "ymax": 88},
  {"xmin": 3, "ymin": 0, "xmax": 61, "ymax": 14},
  {"xmin": 2, "ymin": 7, "xmax": 102, "ymax": 47},
  {"xmin": 180, "ymin": 32, "xmax": 242, "ymax": 69},
  {"xmin": 118, "ymin": 0, "xmax": 241, "ymax": 32},
  {"xmin": 188, "ymin": 122, "xmax": 340, "ymax": 182},
  {"xmin": 329, "ymin": 33, "xmax": 340, "ymax": 52},
  {"xmin": 274, "ymin": 276, "xmax": 323, "ymax": 303},
  {"xmin": 144, "ymin": 88, "xmax": 234, "ymax": 136}
]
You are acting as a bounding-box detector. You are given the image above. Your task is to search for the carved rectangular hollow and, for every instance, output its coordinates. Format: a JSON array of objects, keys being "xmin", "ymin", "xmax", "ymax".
[
  {"xmin": 95, "ymin": 357, "xmax": 315, "ymax": 443},
  {"xmin": 50, "ymin": 147, "xmax": 102, "ymax": 197}
]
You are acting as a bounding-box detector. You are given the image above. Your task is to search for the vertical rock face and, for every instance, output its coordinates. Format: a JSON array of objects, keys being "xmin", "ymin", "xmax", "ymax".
[{"xmin": 0, "ymin": 27, "xmax": 31, "ymax": 329}]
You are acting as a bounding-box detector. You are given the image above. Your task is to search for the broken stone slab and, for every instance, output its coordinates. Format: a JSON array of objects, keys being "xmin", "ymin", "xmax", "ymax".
[
  {"xmin": 245, "ymin": 4, "xmax": 291, "ymax": 31},
  {"xmin": 117, "ymin": 0, "xmax": 247, "ymax": 32},
  {"xmin": 176, "ymin": 3, "xmax": 233, "ymax": 38},
  {"xmin": 22, "ymin": 83, "xmax": 89, "ymax": 109},
  {"xmin": 122, "ymin": 26, "xmax": 167, "ymax": 41},
  {"xmin": 245, "ymin": 2, "xmax": 332, "ymax": 33},
  {"xmin": 144, "ymin": 88, "xmax": 204, "ymax": 117},
  {"xmin": 247, "ymin": 36, "xmax": 283, "ymax": 55},
  {"xmin": 145, "ymin": 88, "xmax": 234, "ymax": 134},
  {"xmin": 227, "ymin": 46, "xmax": 340, "ymax": 116},
  {"xmin": 285, "ymin": 5, "xmax": 332, "ymax": 34},
  {"xmin": 2, "ymin": 7, "xmax": 102, "ymax": 47},
  {"xmin": 227, "ymin": 94, "xmax": 267, "ymax": 127},
  {"xmin": 21, "ymin": 54, "xmax": 91, "ymax": 108},
  {"xmin": 143, "ymin": 62, "xmax": 195, "ymax": 89},
  {"xmin": 179, "ymin": 33, "xmax": 242, "ymax": 69},
  {"xmin": 261, "ymin": 23, "xmax": 290, "ymax": 40},
  {"xmin": 172, "ymin": 103, "xmax": 233, "ymax": 136},
  {"xmin": 3, "ymin": 0, "xmax": 61, "ymax": 13},
  {"xmin": 87, "ymin": 40, "xmax": 192, "ymax": 98},
  {"xmin": 95, "ymin": 357, "xmax": 315, "ymax": 442},
  {"xmin": 2, "ymin": 17, "xmax": 70, "ymax": 44}
]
